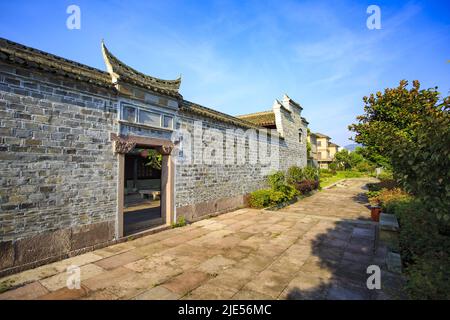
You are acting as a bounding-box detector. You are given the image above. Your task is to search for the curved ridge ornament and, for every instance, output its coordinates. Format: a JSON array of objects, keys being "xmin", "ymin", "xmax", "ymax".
[{"xmin": 101, "ymin": 41, "xmax": 181, "ymax": 95}]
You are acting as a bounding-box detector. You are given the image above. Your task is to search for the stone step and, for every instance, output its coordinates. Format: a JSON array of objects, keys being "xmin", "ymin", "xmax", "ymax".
[
  {"xmin": 379, "ymin": 213, "xmax": 399, "ymax": 231},
  {"xmin": 386, "ymin": 252, "xmax": 402, "ymax": 274}
]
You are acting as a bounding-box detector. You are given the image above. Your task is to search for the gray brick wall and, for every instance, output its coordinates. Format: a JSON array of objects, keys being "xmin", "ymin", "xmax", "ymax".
[
  {"xmin": 174, "ymin": 105, "xmax": 307, "ymax": 209},
  {"xmin": 0, "ymin": 63, "xmax": 119, "ymax": 242}
]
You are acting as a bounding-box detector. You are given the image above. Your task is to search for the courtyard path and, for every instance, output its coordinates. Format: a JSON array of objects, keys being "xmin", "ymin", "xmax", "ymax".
[{"xmin": 0, "ymin": 178, "xmax": 404, "ymax": 300}]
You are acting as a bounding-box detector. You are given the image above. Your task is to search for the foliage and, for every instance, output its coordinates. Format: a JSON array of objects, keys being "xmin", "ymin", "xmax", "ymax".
[
  {"xmin": 303, "ymin": 167, "xmax": 320, "ymax": 181},
  {"xmin": 354, "ymin": 146, "xmax": 391, "ymax": 169},
  {"xmin": 328, "ymin": 162, "xmax": 338, "ymax": 172},
  {"xmin": 286, "ymin": 166, "xmax": 319, "ymax": 184},
  {"xmin": 349, "ymin": 80, "xmax": 450, "ymax": 224},
  {"xmin": 390, "ymin": 102, "xmax": 450, "ymax": 226},
  {"xmin": 172, "ymin": 216, "xmax": 187, "ymax": 228},
  {"xmin": 348, "ymin": 80, "xmax": 443, "ymax": 161},
  {"xmin": 350, "ymin": 79, "xmax": 450, "ymax": 298},
  {"xmin": 267, "ymin": 171, "xmax": 286, "ymax": 190},
  {"xmin": 319, "ymin": 169, "xmax": 334, "ymax": 178},
  {"xmin": 405, "ymin": 255, "xmax": 450, "ymax": 300},
  {"xmin": 293, "ymin": 180, "xmax": 319, "ymax": 194},
  {"xmin": 354, "ymin": 161, "xmax": 374, "ymax": 173},
  {"xmin": 378, "ymin": 170, "xmax": 394, "ymax": 181},
  {"xmin": 366, "ymin": 179, "xmax": 397, "ymax": 192},
  {"xmin": 250, "ymin": 167, "xmax": 321, "ymax": 208},
  {"xmin": 140, "ymin": 149, "xmax": 162, "ymax": 170},
  {"xmin": 332, "ymin": 149, "xmax": 365, "ymax": 170},
  {"xmin": 248, "ymin": 189, "xmax": 292, "ymax": 208},
  {"xmin": 248, "ymin": 189, "xmax": 272, "ymax": 208},
  {"xmin": 367, "ymin": 187, "xmax": 411, "ymax": 209},
  {"xmin": 276, "ymin": 184, "xmax": 298, "ymax": 200},
  {"xmin": 286, "ymin": 166, "xmax": 303, "ymax": 185},
  {"xmin": 330, "ymin": 148, "xmax": 374, "ymax": 173},
  {"xmin": 384, "ymin": 198, "xmax": 450, "ymax": 299}
]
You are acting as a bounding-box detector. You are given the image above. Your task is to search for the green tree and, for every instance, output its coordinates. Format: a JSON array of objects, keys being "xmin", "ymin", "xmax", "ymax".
[
  {"xmin": 348, "ymin": 80, "xmax": 442, "ymax": 160},
  {"xmin": 349, "ymin": 80, "xmax": 450, "ymax": 226},
  {"xmin": 332, "ymin": 149, "xmax": 364, "ymax": 170}
]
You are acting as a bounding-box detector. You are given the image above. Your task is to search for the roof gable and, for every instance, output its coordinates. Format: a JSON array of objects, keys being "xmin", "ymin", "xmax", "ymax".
[{"xmin": 101, "ymin": 42, "xmax": 181, "ymax": 97}]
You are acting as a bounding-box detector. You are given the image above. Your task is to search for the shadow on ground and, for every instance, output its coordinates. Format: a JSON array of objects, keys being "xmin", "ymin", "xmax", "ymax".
[{"xmin": 284, "ymin": 217, "xmax": 406, "ymax": 300}]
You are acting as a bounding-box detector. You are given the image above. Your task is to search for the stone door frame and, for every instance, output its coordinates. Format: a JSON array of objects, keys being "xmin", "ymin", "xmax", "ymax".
[{"xmin": 111, "ymin": 133, "xmax": 175, "ymax": 238}]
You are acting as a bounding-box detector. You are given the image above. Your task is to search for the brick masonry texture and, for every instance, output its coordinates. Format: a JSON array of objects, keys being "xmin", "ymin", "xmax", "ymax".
[
  {"xmin": 174, "ymin": 102, "xmax": 308, "ymax": 219},
  {"xmin": 0, "ymin": 62, "xmax": 119, "ymax": 273},
  {"xmin": 0, "ymin": 45, "xmax": 307, "ymax": 274}
]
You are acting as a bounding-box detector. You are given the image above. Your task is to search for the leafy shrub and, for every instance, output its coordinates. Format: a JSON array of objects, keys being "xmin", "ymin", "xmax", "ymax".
[
  {"xmin": 349, "ymin": 80, "xmax": 450, "ymax": 224},
  {"xmin": 303, "ymin": 167, "xmax": 320, "ymax": 181},
  {"xmin": 332, "ymin": 149, "xmax": 366, "ymax": 170},
  {"xmin": 294, "ymin": 180, "xmax": 319, "ymax": 194},
  {"xmin": 248, "ymin": 189, "xmax": 272, "ymax": 208},
  {"xmin": 369, "ymin": 188, "xmax": 411, "ymax": 209},
  {"xmin": 328, "ymin": 162, "xmax": 338, "ymax": 171},
  {"xmin": 355, "ymin": 161, "xmax": 374, "ymax": 172},
  {"xmin": 405, "ymin": 254, "xmax": 450, "ymax": 300},
  {"xmin": 387, "ymin": 198, "xmax": 450, "ymax": 299},
  {"xmin": 276, "ymin": 184, "xmax": 298, "ymax": 200},
  {"xmin": 248, "ymin": 188, "xmax": 295, "ymax": 208},
  {"xmin": 320, "ymin": 169, "xmax": 334, "ymax": 178},
  {"xmin": 267, "ymin": 171, "xmax": 286, "ymax": 190},
  {"xmin": 366, "ymin": 190, "xmax": 381, "ymax": 204},
  {"xmin": 286, "ymin": 166, "xmax": 320, "ymax": 184},
  {"xmin": 269, "ymin": 190, "xmax": 290, "ymax": 204},
  {"xmin": 378, "ymin": 170, "xmax": 394, "ymax": 181},
  {"xmin": 286, "ymin": 166, "xmax": 304, "ymax": 185}
]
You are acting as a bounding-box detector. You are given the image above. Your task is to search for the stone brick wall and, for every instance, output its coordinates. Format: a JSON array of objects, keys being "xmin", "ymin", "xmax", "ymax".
[
  {"xmin": 0, "ymin": 62, "xmax": 119, "ymax": 273},
  {"xmin": 275, "ymin": 100, "xmax": 308, "ymax": 171},
  {"xmin": 174, "ymin": 100, "xmax": 307, "ymax": 221},
  {"xmin": 0, "ymin": 49, "xmax": 308, "ymax": 274}
]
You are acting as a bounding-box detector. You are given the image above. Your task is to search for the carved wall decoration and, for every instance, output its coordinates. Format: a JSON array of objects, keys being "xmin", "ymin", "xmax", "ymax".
[
  {"xmin": 110, "ymin": 133, "xmax": 174, "ymax": 155},
  {"xmin": 114, "ymin": 140, "xmax": 136, "ymax": 154},
  {"xmin": 158, "ymin": 145, "xmax": 173, "ymax": 156}
]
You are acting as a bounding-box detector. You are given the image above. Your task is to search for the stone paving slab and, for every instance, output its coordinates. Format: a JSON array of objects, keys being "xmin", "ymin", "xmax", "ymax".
[{"xmin": 0, "ymin": 178, "xmax": 404, "ymax": 300}]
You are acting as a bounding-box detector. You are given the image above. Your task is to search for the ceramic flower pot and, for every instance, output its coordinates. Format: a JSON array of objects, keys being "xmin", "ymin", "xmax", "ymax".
[{"xmin": 371, "ymin": 206, "xmax": 381, "ymax": 222}]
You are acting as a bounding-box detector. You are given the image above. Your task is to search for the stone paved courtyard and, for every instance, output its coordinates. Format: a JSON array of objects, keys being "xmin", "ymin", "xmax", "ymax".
[{"xmin": 0, "ymin": 178, "xmax": 404, "ymax": 300}]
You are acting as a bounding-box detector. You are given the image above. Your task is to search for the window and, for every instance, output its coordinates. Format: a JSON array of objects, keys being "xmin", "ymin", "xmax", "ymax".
[
  {"xmin": 318, "ymin": 152, "xmax": 322, "ymax": 159},
  {"xmin": 163, "ymin": 115, "xmax": 173, "ymax": 129},
  {"xmin": 298, "ymin": 129, "xmax": 303, "ymax": 143},
  {"xmin": 123, "ymin": 106, "xmax": 137, "ymax": 123},
  {"xmin": 120, "ymin": 104, "xmax": 175, "ymax": 130},
  {"xmin": 317, "ymin": 141, "xmax": 322, "ymax": 147},
  {"xmin": 139, "ymin": 110, "xmax": 160, "ymax": 127}
]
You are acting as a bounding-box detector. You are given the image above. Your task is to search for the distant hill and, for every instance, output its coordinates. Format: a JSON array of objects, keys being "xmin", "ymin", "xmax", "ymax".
[{"xmin": 344, "ymin": 144, "xmax": 361, "ymax": 152}]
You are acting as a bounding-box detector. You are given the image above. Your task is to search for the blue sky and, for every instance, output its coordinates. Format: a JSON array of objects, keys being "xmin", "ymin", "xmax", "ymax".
[{"xmin": 0, "ymin": 0, "xmax": 449, "ymax": 147}]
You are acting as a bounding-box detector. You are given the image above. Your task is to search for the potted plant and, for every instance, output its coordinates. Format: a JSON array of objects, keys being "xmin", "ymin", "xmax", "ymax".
[{"xmin": 370, "ymin": 205, "xmax": 382, "ymax": 222}]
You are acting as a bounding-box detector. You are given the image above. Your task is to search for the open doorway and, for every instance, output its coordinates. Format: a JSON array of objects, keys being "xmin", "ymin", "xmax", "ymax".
[{"xmin": 123, "ymin": 147, "xmax": 163, "ymax": 236}]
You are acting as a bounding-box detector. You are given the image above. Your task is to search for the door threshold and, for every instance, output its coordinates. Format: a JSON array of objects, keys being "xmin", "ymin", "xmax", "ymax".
[{"xmin": 122, "ymin": 223, "xmax": 171, "ymax": 240}]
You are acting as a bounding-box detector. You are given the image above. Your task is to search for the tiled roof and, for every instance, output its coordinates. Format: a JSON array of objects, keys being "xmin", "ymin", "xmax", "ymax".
[
  {"xmin": 283, "ymin": 94, "xmax": 302, "ymax": 110},
  {"xmin": 0, "ymin": 38, "xmax": 282, "ymax": 134},
  {"xmin": 0, "ymin": 38, "xmax": 182, "ymax": 98},
  {"xmin": 236, "ymin": 111, "xmax": 276, "ymax": 127},
  {"xmin": 315, "ymin": 132, "xmax": 331, "ymax": 139},
  {"xmin": 181, "ymin": 100, "xmax": 261, "ymax": 129},
  {"xmin": 0, "ymin": 37, "xmax": 112, "ymax": 88},
  {"xmin": 101, "ymin": 42, "xmax": 181, "ymax": 97},
  {"xmin": 328, "ymin": 142, "xmax": 340, "ymax": 147}
]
